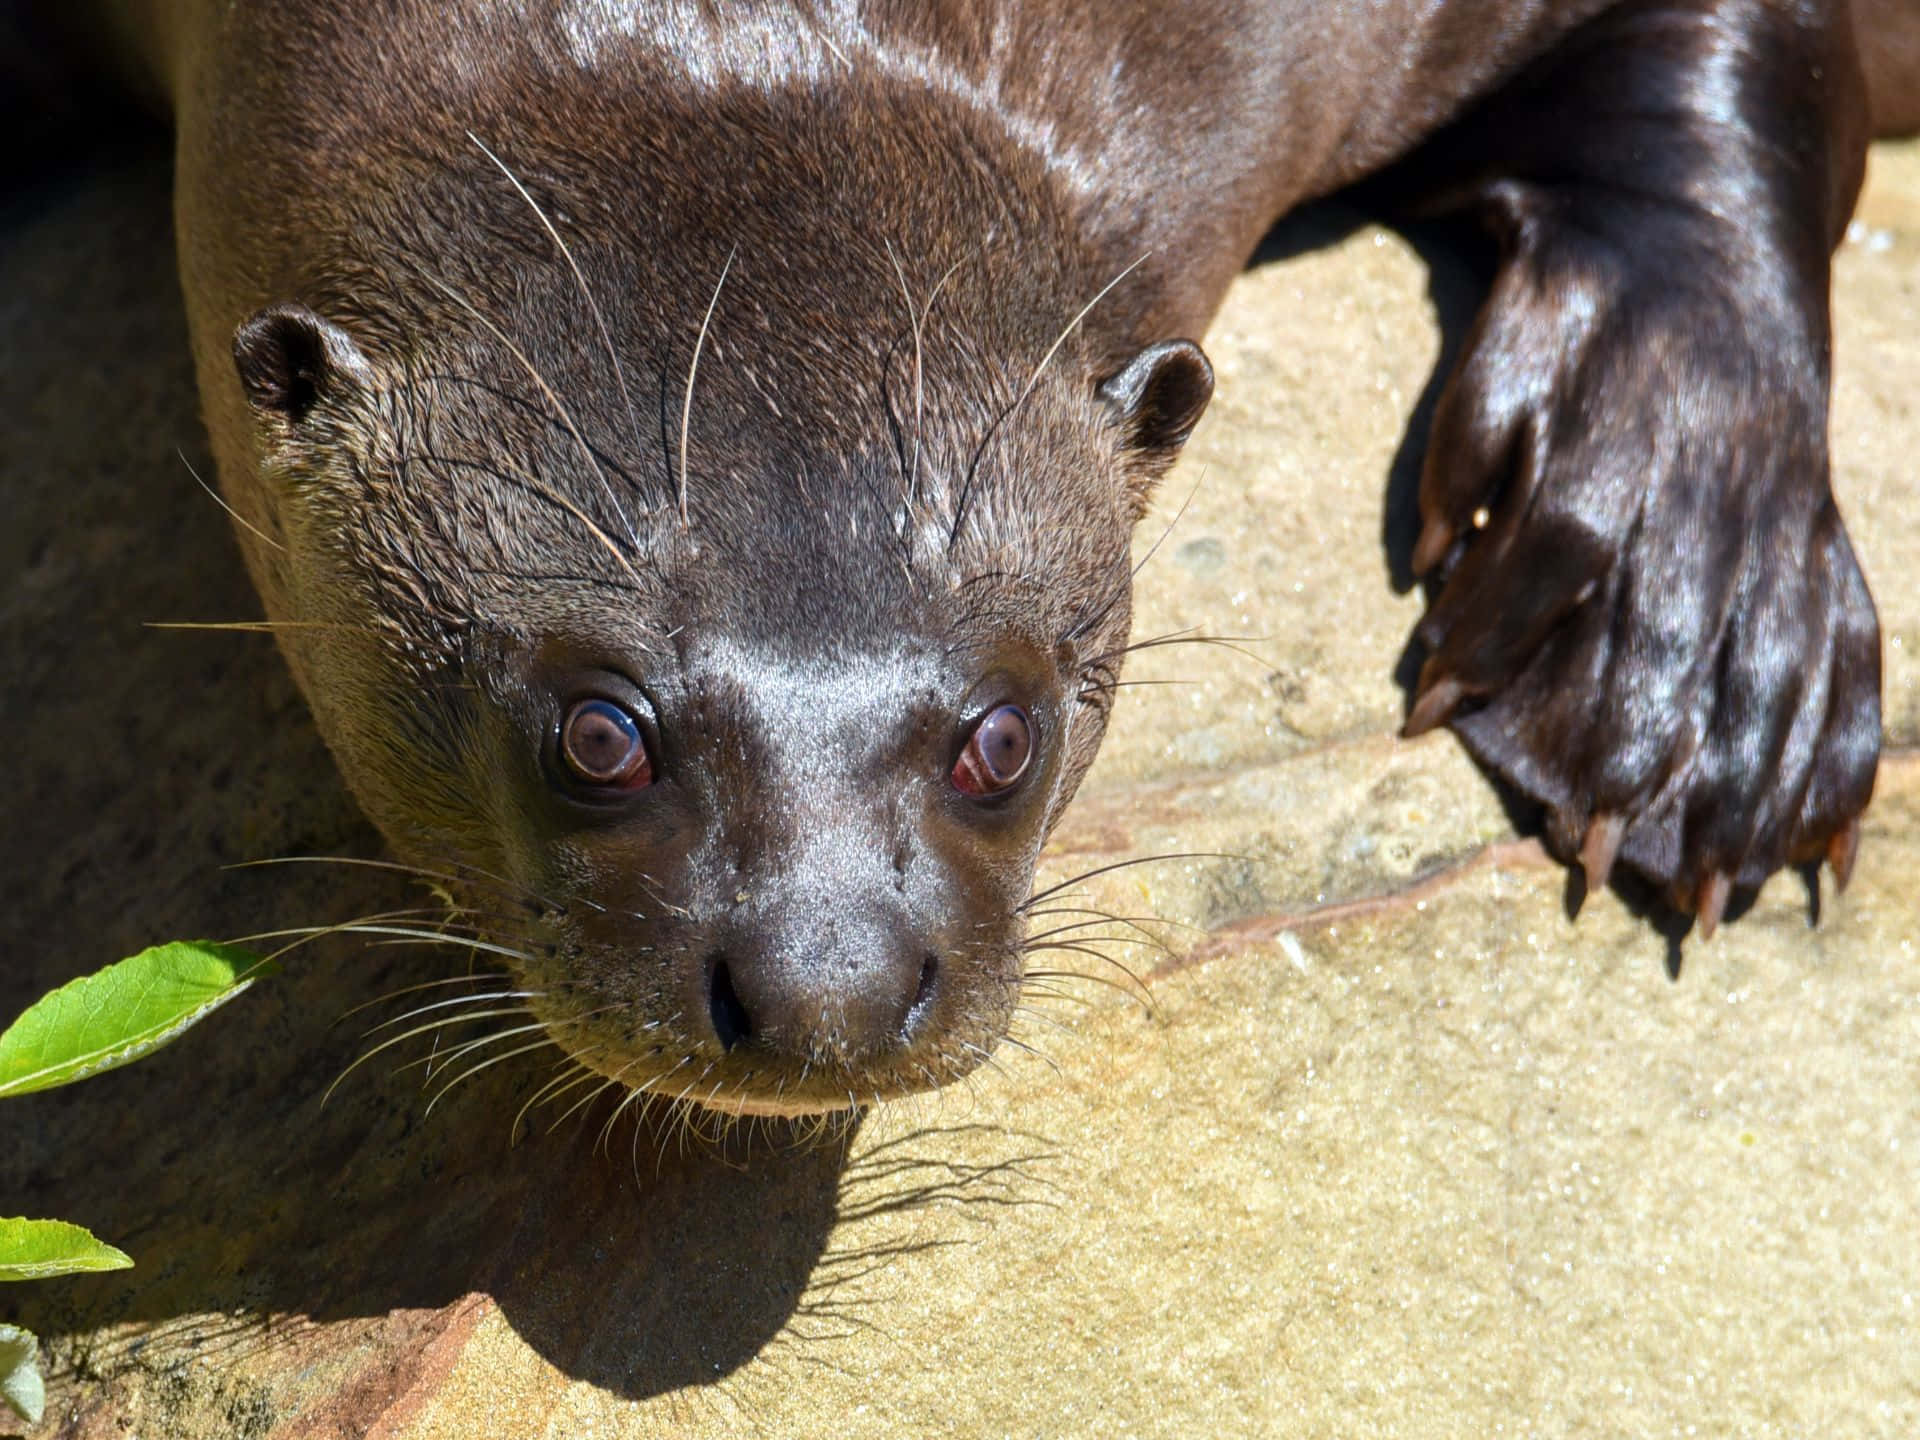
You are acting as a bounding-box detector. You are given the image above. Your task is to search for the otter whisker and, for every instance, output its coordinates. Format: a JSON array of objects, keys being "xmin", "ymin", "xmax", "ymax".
[
  {"xmin": 242, "ymin": 917, "xmax": 508, "ymax": 952},
  {"xmin": 177, "ymin": 446, "xmax": 284, "ymax": 552},
  {"xmin": 145, "ymin": 619, "xmax": 377, "ymax": 635},
  {"xmin": 1076, "ymin": 676, "xmax": 1188, "ymax": 697},
  {"xmin": 881, "ymin": 240, "xmax": 967, "ymax": 512},
  {"xmin": 416, "ymin": 267, "xmax": 641, "ymax": 549},
  {"xmin": 467, "ymin": 131, "xmax": 645, "ymax": 465},
  {"xmin": 1014, "ymin": 982, "xmax": 1099, "ymax": 1013},
  {"xmin": 229, "ymin": 909, "xmax": 514, "ymax": 968},
  {"xmin": 678, "ymin": 243, "xmax": 738, "ymax": 525},
  {"xmin": 398, "ymin": 1017, "xmax": 556, "ymax": 1081},
  {"xmin": 357, "ymin": 936, "xmax": 525, "ymax": 959},
  {"xmin": 1023, "ymin": 936, "xmax": 1167, "ymax": 988},
  {"xmin": 599, "ymin": 1064, "xmax": 673, "ymax": 1153},
  {"xmin": 327, "ymin": 900, "xmax": 536, "ymax": 931},
  {"xmin": 993, "ymin": 1030, "xmax": 1064, "ymax": 1079},
  {"xmin": 323, "ymin": 1006, "xmax": 536, "ymax": 1106},
  {"xmin": 551, "ymin": 1073, "xmax": 625, "ymax": 1134},
  {"xmin": 1023, "ymin": 904, "xmax": 1195, "ymax": 942},
  {"xmin": 643, "ymin": 1096, "xmax": 684, "ymax": 1162},
  {"xmin": 512, "ymin": 1056, "xmax": 606, "ymax": 1143},
  {"xmin": 364, "ymin": 1006, "xmax": 538, "ymax": 1054},
  {"xmin": 1016, "ymin": 250, "xmax": 1152, "ymax": 417},
  {"xmin": 336, "ymin": 972, "xmax": 521, "ymax": 1024},
  {"xmin": 268, "ymin": 923, "xmax": 537, "ymax": 965},
  {"xmin": 1060, "ymin": 551, "xmax": 1136, "ymax": 648},
  {"xmin": 533, "ymin": 1074, "xmax": 616, "ymax": 1138},
  {"xmin": 1018, "ymin": 850, "xmax": 1248, "ymax": 911},
  {"xmin": 1023, "ymin": 907, "xmax": 1202, "ymax": 966},
  {"xmin": 1024, "ymin": 938, "xmax": 1154, "ymax": 980},
  {"xmin": 507, "ymin": 1060, "xmax": 593, "ymax": 1144},
  {"xmin": 279, "ymin": 904, "xmax": 541, "ymax": 956},
  {"xmin": 1021, "ymin": 920, "xmax": 1172, "ymax": 954},
  {"xmin": 233, "ymin": 903, "xmax": 484, "ymax": 945},
  {"xmin": 1089, "ymin": 628, "xmax": 1269, "ymax": 669},
  {"xmin": 1022, "ymin": 965, "xmax": 1157, "ymax": 1012},
  {"xmin": 949, "ymin": 250, "xmax": 1150, "ymax": 548},
  {"xmin": 663, "ymin": 1078, "xmax": 719, "ymax": 1164},
  {"xmin": 407, "ymin": 448, "xmax": 651, "ymax": 598},
  {"xmin": 228, "ymin": 853, "xmax": 562, "ymax": 914},
  {"xmin": 883, "ymin": 238, "xmax": 927, "ymax": 509},
  {"xmin": 1129, "ymin": 466, "xmax": 1210, "ymax": 580},
  {"xmin": 364, "ymin": 990, "xmax": 544, "ymax": 1034},
  {"xmin": 425, "ymin": 1036, "xmax": 566, "ymax": 1118},
  {"xmin": 958, "ymin": 1040, "xmax": 1015, "ymax": 1086}
]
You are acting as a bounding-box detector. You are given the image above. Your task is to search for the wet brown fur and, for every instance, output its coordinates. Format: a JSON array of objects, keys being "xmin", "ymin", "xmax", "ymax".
[{"xmin": 60, "ymin": 0, "xmax": 1920, "ymax": 1112}]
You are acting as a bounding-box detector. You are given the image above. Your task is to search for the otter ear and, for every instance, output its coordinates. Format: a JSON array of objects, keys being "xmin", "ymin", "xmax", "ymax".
[
  {"xmin": 1098, "ymin": 339, "xmax": 1214, "ymax": 476},
  {"xmin": 233, "ymin": 304, "xmax": 373, "ymax": 423}
]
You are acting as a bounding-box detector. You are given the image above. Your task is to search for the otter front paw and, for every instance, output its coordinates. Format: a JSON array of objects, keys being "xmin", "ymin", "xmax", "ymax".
[{"xmin": 1404, "ymin": 219, "xmax": 1880, "ymax": 930}]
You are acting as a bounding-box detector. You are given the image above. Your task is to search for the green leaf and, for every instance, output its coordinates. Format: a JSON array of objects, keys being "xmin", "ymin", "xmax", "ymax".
[
  {"xmin": 0, "ymin": 1218, "xmax": 132, "ymax": 1282},
  {"xmin": 0, "ymin": 1325, "xmax": 43, "ymax": 1426},
  {"xmin": 0, "ymin": 940, "xmax": 269, "ymax": 1097}
]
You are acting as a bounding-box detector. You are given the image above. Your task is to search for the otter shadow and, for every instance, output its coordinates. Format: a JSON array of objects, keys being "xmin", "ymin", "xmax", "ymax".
[
  {"xmin": 1251, "ymin": 200, "xmax": 1491, "ymax": 677},
  {"xmin": 0, "ymin": 137, "xmax": 873, "ymax": 1420}
]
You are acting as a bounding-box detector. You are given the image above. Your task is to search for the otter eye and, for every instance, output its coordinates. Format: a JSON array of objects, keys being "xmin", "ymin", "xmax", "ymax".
[
  {"xmin": 560, "ymin": 699, "xmax": 653, "ymax": 788},
  {"xmin": 952, "ymin": 704, "xmax": 1034, "ymax": 797}
]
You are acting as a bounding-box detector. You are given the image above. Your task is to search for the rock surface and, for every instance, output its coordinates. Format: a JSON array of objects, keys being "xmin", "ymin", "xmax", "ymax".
[{"xmin": 2, "ymin": 135, "xmax": 1916, "ymax": 1438}]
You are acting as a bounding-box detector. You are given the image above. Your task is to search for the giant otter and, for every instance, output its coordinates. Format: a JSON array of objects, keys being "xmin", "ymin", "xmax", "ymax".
[{"xmin": 46, "ymin": 0, "xmax": 1920, "ymax": 1115}]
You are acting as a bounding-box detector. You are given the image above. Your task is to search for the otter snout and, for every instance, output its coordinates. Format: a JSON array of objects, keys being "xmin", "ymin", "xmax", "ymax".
[{"xmin": 702, "ymin": 900, "xmax": 940, "ymax": 1063}]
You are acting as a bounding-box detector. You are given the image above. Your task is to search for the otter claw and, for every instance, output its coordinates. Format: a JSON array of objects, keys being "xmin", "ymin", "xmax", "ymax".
[
  {"xmin": 1411, "ymin": 517, "xmax": 1456, "ymax": 577},
  {"xmin": 1695, "ymin": 870, "xmax": 1732, "ymax": 940},
  {"xmin": 1580, "ymin": 812, "xmax": 1626, "ymax": 892},
  {"xmin": 1403, "ymin": 674, "xmax": 1467, "ymax": 738},
  {"xmin": 1828, "ymin": 818, "xmax": 1861, "ymax": 894}
]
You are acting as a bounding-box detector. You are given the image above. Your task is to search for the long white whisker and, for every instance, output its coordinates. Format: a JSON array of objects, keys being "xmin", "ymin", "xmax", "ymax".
[
  {"xmin": 336, "ymin": 973, "xmax": 521, "ymax": 1024},
  {"xmin": 884, "ymin": 240, "xmax": 927, "ymax": 505},
  {"xmin": 424, "ymin": 1036, "xmax": 564, "ymax": 1118},
  {"xmin": 417, "ymin": 268, "xmax": 640, "ymax": 548},
  {"xmin": 178, "ymin": 447, "xmax": 284, "ymax": 551},
  {"xmin": 950, "ymin": 250, "xmax": 1150, "ymax": 546},
  {"xmin": 365, "ymin": 991, "xmax": 544, "ymax": 1034},
  {"xmin": 322, "ymin": 1007, "xmax": 535, "ymax": 1104},
  {"xmin": 269, "ymin": 923, "xmax": 537, "ymax": 964},
  {"xmin": 1018, "ymin": 252, "xmax": 1150, "ymax": 410},
  {"xmin": 553, "ymin": 1072, "xmax": 626, "ymax": 1134},
  {"xmin": 599, "ymin": 1069, "xmax": 667, "ymax": 1153},
  {"xmin": 679, "ymin": 243, "xmax": 737, "ymax": 525},
  {"xmin": 512, "ymin": 1055, "xmax": 604, "ymax": 1142},
  {"xmin": 412, "ymin": 445, "xmax": 652, "ymax": 596},
  {"xmin": 232, "ymin": 905, "xmax": 482, "ymax": 947},
  {"xmin": 226, "ymin": 853, "xmax": 557, "ymax": 912},
  {"xmin": 468, "ymin": 131, "xmax": 644, "ymax": 461}
]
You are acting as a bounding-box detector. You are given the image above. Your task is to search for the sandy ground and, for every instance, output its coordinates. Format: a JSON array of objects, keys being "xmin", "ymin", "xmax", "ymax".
[{"xmin": 1, "ymin": 130, "xmax": 1916, "ymax": 1438}]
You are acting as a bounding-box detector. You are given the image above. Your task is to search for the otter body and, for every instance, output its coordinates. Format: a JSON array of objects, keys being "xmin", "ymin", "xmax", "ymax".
[{"xmin": 72, "ymin": 0, "xmax": 1920, "ymax": 1113}]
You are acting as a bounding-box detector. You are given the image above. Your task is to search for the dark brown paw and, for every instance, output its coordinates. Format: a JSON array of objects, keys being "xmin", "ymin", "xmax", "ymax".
[{"xmin": 1403, "ymin": 199, "xmax": 1881, "ymax": 922}]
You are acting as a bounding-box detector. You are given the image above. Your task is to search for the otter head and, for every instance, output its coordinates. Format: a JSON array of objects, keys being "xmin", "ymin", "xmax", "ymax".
[{"xmin": 227, "ymin": 251, "xmax": 1211, "ymax": 1117}]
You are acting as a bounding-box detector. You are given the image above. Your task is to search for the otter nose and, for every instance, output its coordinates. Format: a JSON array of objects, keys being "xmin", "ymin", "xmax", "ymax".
[{"xmin": 702, "ymin": 908, "xmax": 939, "ymax": 1063}]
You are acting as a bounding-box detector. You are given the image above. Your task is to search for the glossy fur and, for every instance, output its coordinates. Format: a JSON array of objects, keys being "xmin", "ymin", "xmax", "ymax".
[{"xmin": 75, "ymin": 0, "xmax": 1920, "ymax": 1110}]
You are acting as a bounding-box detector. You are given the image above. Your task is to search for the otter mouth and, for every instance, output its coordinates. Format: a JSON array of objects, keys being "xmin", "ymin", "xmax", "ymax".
[
  {"xmin": 533, "ymin": 1005, "xmax": 1008, "ymax": 1119},
  {"xmin": 558, "ymin": 1049, "xmax": 987, "ymax": 1120}
]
